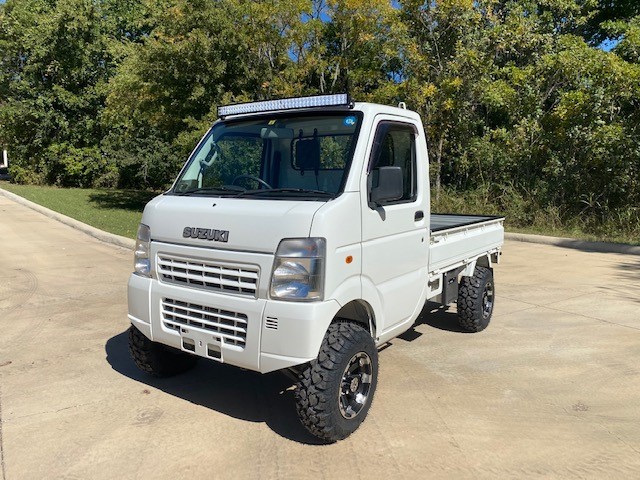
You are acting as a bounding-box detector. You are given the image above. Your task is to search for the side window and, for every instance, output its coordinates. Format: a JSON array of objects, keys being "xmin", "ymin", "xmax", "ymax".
[{"xmin": 368, "ymin": 122, "xmax": 417, "ymax": 204}]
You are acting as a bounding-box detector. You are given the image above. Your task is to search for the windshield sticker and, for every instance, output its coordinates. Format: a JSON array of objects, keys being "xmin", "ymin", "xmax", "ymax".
[{"xmin": 343, "ymin": 116, "xmax": 357, "ymax": 127}]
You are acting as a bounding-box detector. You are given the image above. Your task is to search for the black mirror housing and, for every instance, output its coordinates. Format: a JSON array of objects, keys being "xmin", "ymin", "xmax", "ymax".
[{"xmin": 370, "ymin": 166, "xmax": 403, "ymax": 206}]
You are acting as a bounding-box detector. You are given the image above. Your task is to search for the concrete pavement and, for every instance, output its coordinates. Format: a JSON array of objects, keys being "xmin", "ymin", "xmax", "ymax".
[{"xmin": 1, "ymin": 194, "xmax": 639, "ymax": 479}]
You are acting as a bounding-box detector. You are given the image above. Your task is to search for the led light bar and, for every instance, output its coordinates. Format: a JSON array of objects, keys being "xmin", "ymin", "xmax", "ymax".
[{"xmin": 218, "ymin": 94, "xmax": 351, "ymax": 117}]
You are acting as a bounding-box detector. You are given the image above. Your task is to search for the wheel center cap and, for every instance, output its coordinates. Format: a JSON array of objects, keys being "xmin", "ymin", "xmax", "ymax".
[{"xmin": 350, "ymin": 377, "xmax": 359, "ymax": 392}]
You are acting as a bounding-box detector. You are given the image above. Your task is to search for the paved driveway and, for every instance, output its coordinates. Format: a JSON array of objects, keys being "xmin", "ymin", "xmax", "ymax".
[{"xmin": 1, "ymin": 194, "xmax": 639, "ymax": 479}]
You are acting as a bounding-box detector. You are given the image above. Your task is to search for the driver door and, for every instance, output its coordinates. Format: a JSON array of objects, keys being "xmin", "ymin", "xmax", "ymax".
[{"xmin": 361, "ymin": 117, "xmax": 429, "ymax": 334}]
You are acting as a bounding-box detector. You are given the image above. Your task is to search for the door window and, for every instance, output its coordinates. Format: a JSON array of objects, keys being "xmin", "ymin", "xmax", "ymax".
[{"xmin": 367, "ymin": 122, "xmax": 417, "ymax": 206}]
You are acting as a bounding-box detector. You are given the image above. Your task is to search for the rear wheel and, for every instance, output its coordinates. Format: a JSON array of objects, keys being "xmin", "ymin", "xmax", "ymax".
[
  {"xmin": 128, "ymin": 325, "xmax": 198, "ymax": 377},
  {"xmin": 295, "ymin": 322, "xmax": 378, "ymax": 442},
  {"xmin": 457, "ymin": 266, "xmax": 495, "ymax": 332}
]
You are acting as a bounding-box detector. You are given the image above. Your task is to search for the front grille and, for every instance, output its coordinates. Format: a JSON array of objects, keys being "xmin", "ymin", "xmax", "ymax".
[
  {"xmin": 161, "ymin": 298, "xmax": 248, "ymax": 348},
  {"xmin": 157, "ymin": 254, "xmax": 258, "ymax": 297}
]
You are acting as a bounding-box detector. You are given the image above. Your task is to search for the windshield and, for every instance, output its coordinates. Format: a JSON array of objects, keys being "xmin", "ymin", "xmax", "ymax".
[{"xmin": 171, "ymin": 112, "xmax": 362, "ymax": 200}]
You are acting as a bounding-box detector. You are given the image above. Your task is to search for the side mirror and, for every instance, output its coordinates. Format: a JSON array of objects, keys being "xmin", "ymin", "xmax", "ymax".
[{"xmin": 369, "ymin": 166, "xmax": 403, "ymax": 206}]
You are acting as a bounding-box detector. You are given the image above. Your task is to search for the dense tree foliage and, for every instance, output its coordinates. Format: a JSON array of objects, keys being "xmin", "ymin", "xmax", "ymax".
[{"xmin": 1, "ymin": 0, "xmax": 638, "ymax": 238}]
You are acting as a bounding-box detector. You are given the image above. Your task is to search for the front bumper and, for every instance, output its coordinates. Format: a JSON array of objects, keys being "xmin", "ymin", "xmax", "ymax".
[{"xmin": 128, "ymin": 273, "xmax": 340, "ymax": 373}]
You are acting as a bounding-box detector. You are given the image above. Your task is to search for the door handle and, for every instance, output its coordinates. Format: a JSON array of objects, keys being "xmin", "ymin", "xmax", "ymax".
[{"xmin": 414, "ymin": 210, "xmax": 424, "ymax": 221}]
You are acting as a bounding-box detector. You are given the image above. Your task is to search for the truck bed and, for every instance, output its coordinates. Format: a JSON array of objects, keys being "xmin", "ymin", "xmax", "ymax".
[
  {"xmin": 429, "ymin": 213, "xmax": 505, "ymax": 274},
  {"xmin": 431, "ymin": 213, "xmax": 504, "ymax": 233}
]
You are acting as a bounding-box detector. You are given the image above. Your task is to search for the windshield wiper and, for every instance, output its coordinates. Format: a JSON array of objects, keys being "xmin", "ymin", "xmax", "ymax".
[
  {"xmin": 174, "ymin": 186, "xmax": 243, "ymax": 196},
  {"xmin": 234, "ymin": 188, "xmax": 335, "ymax": 198}
]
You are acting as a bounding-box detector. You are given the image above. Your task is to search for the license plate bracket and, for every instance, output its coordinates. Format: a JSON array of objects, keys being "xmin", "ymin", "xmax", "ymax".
[{"xmin": 179, "ymin": 327, "xmax": 223, "ymax": 362}]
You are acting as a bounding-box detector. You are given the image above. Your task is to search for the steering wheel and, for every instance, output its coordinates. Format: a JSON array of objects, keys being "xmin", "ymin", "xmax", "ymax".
[{"xmin": 231, "ymin": 175, "xmax": 272, "ymax": 190}]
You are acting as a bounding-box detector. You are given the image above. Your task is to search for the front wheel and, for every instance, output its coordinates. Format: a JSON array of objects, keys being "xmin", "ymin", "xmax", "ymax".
[
  {"xmin": 457, "ymin": 266, "xmax": 495, "ymax": 332},
  {"xmin": 295, "ymin": 322, "xmax": 378, "ymax": 442}
]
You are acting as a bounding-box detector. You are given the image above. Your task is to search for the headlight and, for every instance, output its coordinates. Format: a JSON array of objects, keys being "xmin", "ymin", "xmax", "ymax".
[
  {"xmin": 270, "ymin": 238, "xmax": 326, "ymax": 301},
  {"xmin": 134, "ymin": 223, "xmax": 151, "ymax": 277}
]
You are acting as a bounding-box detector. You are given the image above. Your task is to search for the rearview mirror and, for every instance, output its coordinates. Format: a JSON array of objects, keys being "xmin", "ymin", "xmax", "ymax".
[{"xmin": 260, "ymin": 127, "xmax": 294, "ymax": 139}]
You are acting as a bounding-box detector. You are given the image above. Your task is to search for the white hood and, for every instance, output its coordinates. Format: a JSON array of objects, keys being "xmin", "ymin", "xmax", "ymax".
[{"xmin": 142, "ymin": 194, "xmax": 324, "ymax": 254}]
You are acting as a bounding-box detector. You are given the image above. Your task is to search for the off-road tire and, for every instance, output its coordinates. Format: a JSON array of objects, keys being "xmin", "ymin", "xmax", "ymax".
[
  {"xmin": 128, "ymin": 325, "xmax": 198, "ymax": 377},
  {"xmin": 295, "ymin": 322, "xmax": 378, "ymax": 442},
  {"xmin": 457, "ymin": 266, "xmax": 495, "ymax": 332}
]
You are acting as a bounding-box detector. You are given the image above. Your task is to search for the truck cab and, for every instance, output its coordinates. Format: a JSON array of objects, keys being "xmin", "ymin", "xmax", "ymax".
[{"xmin": 128, "ymin": 95, "xmax": 504, "ymax": 442}]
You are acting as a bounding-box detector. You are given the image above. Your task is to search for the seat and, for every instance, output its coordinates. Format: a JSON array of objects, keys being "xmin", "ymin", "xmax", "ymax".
[{"xmin": 296, "ymin": 138, "xmax": 321, "ymax": 175}]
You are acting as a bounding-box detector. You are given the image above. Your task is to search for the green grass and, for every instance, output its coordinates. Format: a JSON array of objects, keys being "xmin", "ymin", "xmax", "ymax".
[{"xmin": 0, "ymin": 181, "xmax": 157, "ymax": 239}]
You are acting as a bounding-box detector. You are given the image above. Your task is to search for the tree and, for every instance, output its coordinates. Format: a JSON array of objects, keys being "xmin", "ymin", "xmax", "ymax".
[
  {"xmin": 0, "ymin": 0, "xmax": 148, "ymax": 186},
  {"xmin": 399, "ymin": 0, "xmax": 493, "ymax": 197},
  {"xmin": 287, "ymin": 0, "xmax": 407, "ymax": 102},
  {"xmin": 582, "ymin": 0, "xmax": 640, "ymax": 45},
  {"xmin": 1, "ymin": 0, "xmax": 638, "ymax": 239}
]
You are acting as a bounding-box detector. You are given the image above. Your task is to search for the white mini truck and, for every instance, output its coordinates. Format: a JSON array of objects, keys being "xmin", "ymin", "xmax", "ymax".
[{"xmin": 128, "ymin": 94, "xmax": 504, "ymax": 442}]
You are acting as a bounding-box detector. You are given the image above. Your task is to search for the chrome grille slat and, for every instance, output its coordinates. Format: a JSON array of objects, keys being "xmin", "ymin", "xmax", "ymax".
[
  {"xmin": 161, "ymin": 298, "xmax": 247, "ymax": 348},
  {"xmin": 157, "ymin": 254, "xmax": 258, "ymax": 297},
  {"xmin": 163, "ymin": 270, "xmax": 257, "ymax": 290},
  {"xmin": 162, "ymin": 309, "xmax": 247, "ymax": 334},
  {"xmin": 158, "ymin": 258, "xmax": 259, "ymax": 280}
]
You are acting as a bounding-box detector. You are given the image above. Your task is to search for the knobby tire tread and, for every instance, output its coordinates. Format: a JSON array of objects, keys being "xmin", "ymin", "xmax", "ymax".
[
  {"xmin": 457, "ymin": 266, "xmax": 493, "ymax": 332},
  {"xmin": 295, "ymin": 322, "xmax": 377, "ymax": 442},
  {"xmin": 128, "ymin": 325, "xmax": 197, "ymax": 377}
]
